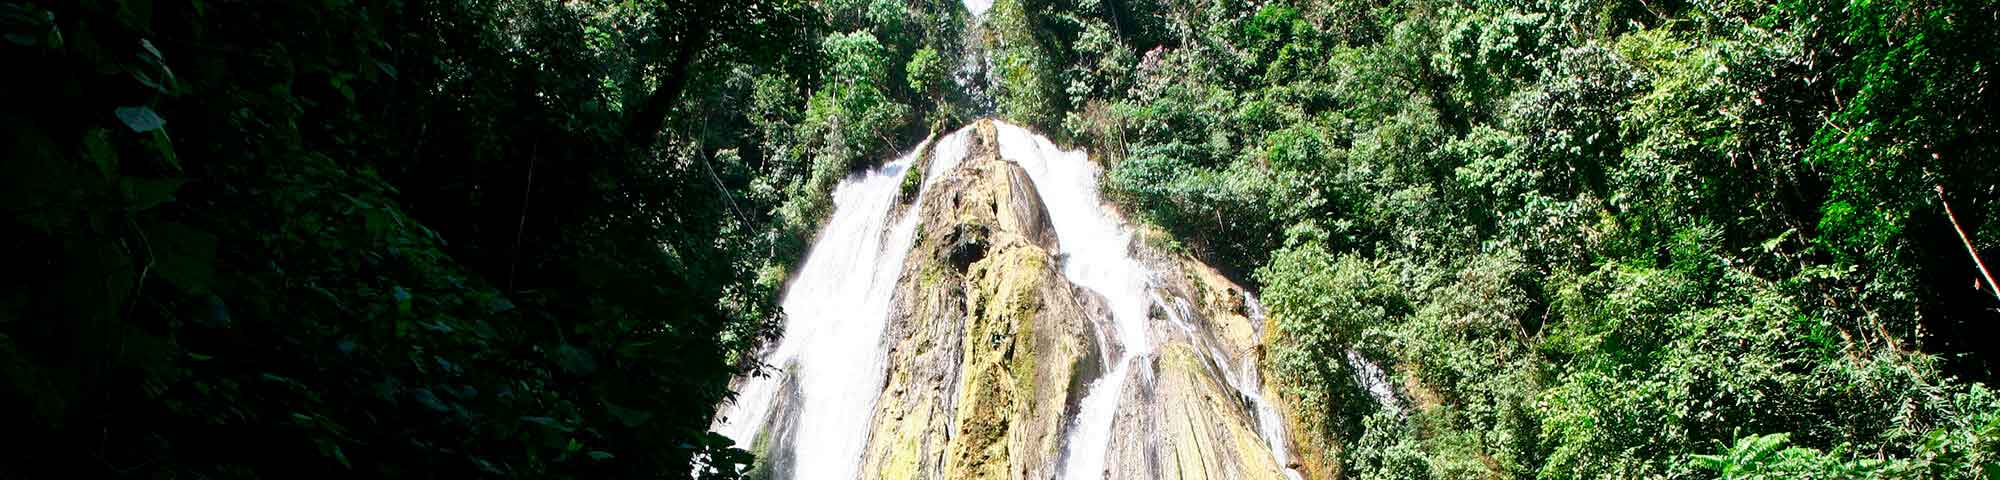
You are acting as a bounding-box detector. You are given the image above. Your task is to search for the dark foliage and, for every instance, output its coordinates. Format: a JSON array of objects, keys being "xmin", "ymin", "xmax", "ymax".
[{"xmin": 0, "ymin": 0, "xmax": 953, "ymax": 477}]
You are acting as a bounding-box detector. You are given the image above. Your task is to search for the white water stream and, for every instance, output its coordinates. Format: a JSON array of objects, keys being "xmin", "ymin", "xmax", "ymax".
[
  {"xmin": 992, "ymin": 122, "xmax": 1158, "ymax": 480},
  {"xmin": 963, "ymin": 0, "xmax": 994, "ymax": 17},
  {"xmin": 998, "ymin": 121, "xmax": 1308, "ymax": 479},
  {"xmin": 712, "ymin": 128, "xmax": 971, "ymax": 479},
  {"xmin": 1349, "ymin": 350, "xmax": 1402, "ymax": 414},
  {"xmin": 1243, "ymin": 294, "xmax": 1308, "ymax": 480}
]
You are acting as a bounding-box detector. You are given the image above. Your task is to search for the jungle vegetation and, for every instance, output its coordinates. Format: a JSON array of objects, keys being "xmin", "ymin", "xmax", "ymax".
[
  {"xmin": 989, "ymin": 0, "xmax": 2000, "ymax": 477},
  {"xmin": 1, "ymin": 0, "xmax": 948, "ymax": 477},
  {"xmin": 3, "ymin": 0, "xmax": 1998, "ymax": 478}
]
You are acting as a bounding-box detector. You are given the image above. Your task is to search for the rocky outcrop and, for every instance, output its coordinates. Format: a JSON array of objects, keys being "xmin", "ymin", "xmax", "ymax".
[
  {"xmin": 859, "ymin": 121, "xmax": 1103, "ymax": 480},
  {"xmin": 1094, "ymin": 244, "xmax": 1292, "ymax": 480},
  {"xmin": 1104, "ymin": 344, "xmax": 1288, "ymax": 480},
  {"xmin": 853, "ymin": 120, "xmax": 1294, "ymax": 480}
]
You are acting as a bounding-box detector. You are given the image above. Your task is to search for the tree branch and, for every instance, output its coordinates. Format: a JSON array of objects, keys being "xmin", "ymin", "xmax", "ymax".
[{"xmin": 1936, "ymin": 184, "xmax": 2000, "ymax": 302}]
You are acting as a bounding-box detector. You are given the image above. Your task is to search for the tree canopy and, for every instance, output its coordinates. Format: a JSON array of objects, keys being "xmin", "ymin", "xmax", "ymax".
[
  {"xmin": 992, "ymin": 0, "xmax": 2000, "ymax": 476},
  {"xmin": 0, "ymin": 0, "xmax": 963, "ymax": 477}
]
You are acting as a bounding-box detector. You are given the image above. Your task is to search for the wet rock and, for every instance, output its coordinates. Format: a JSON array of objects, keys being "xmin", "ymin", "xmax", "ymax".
[
  {"xmin": 860, "ymin": 120, "xmax": 1098, "ymax": 480},
  {"xmin": 1104, "ymin": 344, "xmax": 1287, "ymax": 480},
  {"xmin": 747, "ymin": 361, "xmax": 805, "ymax": 480},
  {"xmin": 1001, "ymin": 164, "xmax": 1056, "ymax": 249}
]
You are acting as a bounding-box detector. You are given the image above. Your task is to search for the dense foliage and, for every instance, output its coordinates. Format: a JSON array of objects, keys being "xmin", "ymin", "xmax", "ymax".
[
  {"xmin": 6, "ymin": 0, "xmax": 1997, "ymax": 477},
  {"xmin": 0, "ymin": 0, "xmax": 963, "ymax": 477},
  {"xmin": 998, "ymin": 0, "xmax": 2000, "ymax": 477}
]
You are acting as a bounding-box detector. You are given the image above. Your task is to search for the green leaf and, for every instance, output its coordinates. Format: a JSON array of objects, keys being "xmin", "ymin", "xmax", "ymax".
[
  {"xmin": 2, "ymin": 5, "xmax": 61, "ymax": 47},
  {"xmin": 587, "ymin": 451, "xmax": 615, "ymax": 461},
  {"xmin": 410, "ymin": 388, "xmax": 449, "ymax": 412},
  {"xmin": 521, "ymin": 415, "xmax": 575, "ymax": 433},
  {"xmin": 316, "ymin": 438, "xmax": 351, "ymax": 469},
  {"xmin": 114, "ymin": 0, "xmax": 152, "ymax": 31},
  {"xmin": 199, "ymin": 294, "xmax": 230, "ymax": 327},
  {"xmin": 391, "ymin": 286, "xmax": 412, "ymax": 314},
  {"xmin": 82, "ymin": 128, "xmax": 117, "ymax": 178},
  {"xmin": 139, "ymin": 38, "xmax": 163, "ymax": 62},
  {"xmin": 130, "ymin": 40, "xmax": 178, "ymax": 93},
  {"xmin": 115, "ymin": 106, "xmax": 165, "ymax": 133},
  {"xmin": 1760, "ymin": 228, "xmax": 1795, "ymax": 253},
  {"xmin": 147, "ymin": 221, "xmax": 217, "ymax": 294},
  {"xmin": 555, "ymin": 343, "xmax": 595, "ymax": 376},
  {"xmin": 150, "ymin": 129, "xmax": 179, "ymax": 171},
  {"xmin": 120, "ymin": 177, "xmax": 183, "ymax": 211}
]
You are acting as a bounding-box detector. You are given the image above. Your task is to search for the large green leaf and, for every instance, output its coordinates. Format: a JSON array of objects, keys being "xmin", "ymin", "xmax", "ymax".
[
  {"xmin": 147, "ymin": 221, "xmax": 216, "ymax": 294},
  {"xmin": 114, "ymin": 106, "xmax": 165, "ymax": 133},
  {"xmin": 82, "ymin": 128, "xmax": 117, "ymax": 179}
]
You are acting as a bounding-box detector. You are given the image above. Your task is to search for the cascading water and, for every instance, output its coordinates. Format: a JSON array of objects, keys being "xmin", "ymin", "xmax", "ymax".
[
  {"xmin": 999, "ymin": 121, "xmax": 1317, "ymax": 479},
  {"xmin": 989, "ymin": 122, "xmax": 1158, "ymax": 480},
  {"xmin": 1349, "ymin": 350, "xmax": 1401, "ymax": 414},
  {"xmin": 1237, "ymin": 294, "xmax": 1307, "ymax": 480},
  {"xmin": 1244, "ymin": 289, "xmax": 1399, "ymax": 418},
  {"xmin": 712, "ymin": 128, "xmax": 972, "ymax": 479},
  {"xmin": 713, "ymin": 3, "xmax": 1352, "ymax": 480},
  {"xmin": 962, "ymin": 0, "xmax": 994, "ymax": 16}
]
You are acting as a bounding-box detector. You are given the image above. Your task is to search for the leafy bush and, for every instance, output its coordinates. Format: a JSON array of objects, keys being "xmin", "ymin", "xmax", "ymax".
[{"xmin": 1694, "ymin": 386, "xmax": 2000, "ymax": 478}]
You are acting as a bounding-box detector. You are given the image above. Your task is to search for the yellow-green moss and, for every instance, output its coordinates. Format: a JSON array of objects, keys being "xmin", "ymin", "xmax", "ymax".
[
  {"xmin": 875, "ymin": 395, "xmax": 934, "ymax": 480},
  {"xmin": 947, "ymin": 244, "xmax": 1048, "ymax": 479}
]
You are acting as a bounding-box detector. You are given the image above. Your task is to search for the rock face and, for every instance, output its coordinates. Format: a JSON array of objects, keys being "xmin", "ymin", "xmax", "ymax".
[
  {"xmin": 846, "ymin": 119, "xmax": 1297, "ymax": 480},
  {"xmin": 859, "ymin": 121, "xmax": 1102, "ymax": 480},
  {"xmin": 1098, "ymin": 249, "xmax": 1292, "ymax": 480},
  {"xmin": 1103, "ymin": 344, "xmax": 1286, "ymax": 480}
]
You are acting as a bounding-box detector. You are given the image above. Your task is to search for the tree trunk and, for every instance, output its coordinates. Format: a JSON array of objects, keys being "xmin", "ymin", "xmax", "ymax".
[{"xmin": 624, "ymin": 17, "xmax": 712, "ymax": 146}]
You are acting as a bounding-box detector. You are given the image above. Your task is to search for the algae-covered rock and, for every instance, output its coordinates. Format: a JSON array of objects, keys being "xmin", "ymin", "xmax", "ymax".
[
  {"xmin": 859, "ymin": 120, "xmax": 1100, "ymax": 480},
  {"xmin": 949, "ymin": 242, "xmax": 1098, "ymax": 480},
  {"xmin": 1102, "ymin": 344, "xmax": 1289, "ymax": 480},
  {"xmin": 849, "ymin": 119, "xmax": 1296, "ymax": 480}
]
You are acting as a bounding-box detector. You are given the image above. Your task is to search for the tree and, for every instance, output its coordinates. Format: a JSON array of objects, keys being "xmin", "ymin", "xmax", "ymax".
[{"xmin": 626, "ymin": 0, "xmax": 819, "ymax": 145}]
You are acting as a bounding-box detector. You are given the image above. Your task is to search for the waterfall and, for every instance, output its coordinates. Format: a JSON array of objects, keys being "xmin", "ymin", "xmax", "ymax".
[
  {"xmin": 1348, "ymin": 350, "xmax": 1401, "ymax": 414},
  {"xmin": 712, "ymin": 127, "xmax": 973, "ymax": 479},
  {"xmin": 962, "ymin": 0, "xmax": 994, "ymax": 16},
  {"xmin": 715, "ymin": 121, "xmax": 1313, "ymax": 479},
  {"xmin": 997, "ymin": 121, "xmax": 1309, "ymax": 479},
  {"xmin": 989, "ymin": 121, "xmax": 1157, "ymax": 479},
  {"xmin": 1242, "ymin": 294, "xmax": 1307, "ymax": 480}
]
